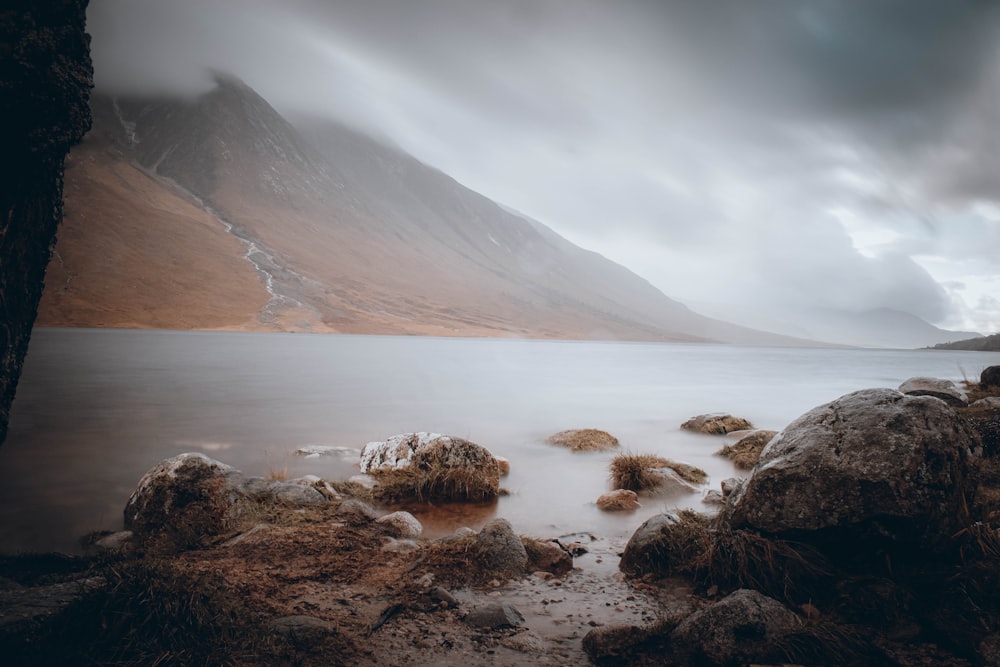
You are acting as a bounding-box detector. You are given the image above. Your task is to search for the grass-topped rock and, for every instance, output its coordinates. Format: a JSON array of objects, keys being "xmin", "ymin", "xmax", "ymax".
[
  {"xmin": 609, "ymin": 452, "xmax": 707, "ymax": 493},
  {"xmin": 360, "ymin": 432, "xmax": 501, "ymax": 502},
  {"xmin": 715, "ymin": 430, "xmax": 778, "ymax": 469},
  {"xmin": 545, "ymin": 428, "xmax": 619, "ymax": 452}
]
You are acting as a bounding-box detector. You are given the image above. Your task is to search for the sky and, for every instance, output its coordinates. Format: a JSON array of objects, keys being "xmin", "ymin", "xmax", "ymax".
[{"xmin": 88, "ymin": 0, "xmax": 1000, "ymax": 334}]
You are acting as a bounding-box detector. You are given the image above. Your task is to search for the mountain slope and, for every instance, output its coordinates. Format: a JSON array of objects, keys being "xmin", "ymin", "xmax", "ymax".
[
  {"xmin": 932, "ymin": 333, "xmax": 1000, "ymax": 351},
  {"xmin": 40, "ymin": 75, "xmax": 812, "ymax": 344}
]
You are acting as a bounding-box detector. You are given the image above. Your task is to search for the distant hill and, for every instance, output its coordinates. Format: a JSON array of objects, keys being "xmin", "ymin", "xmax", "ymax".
[
  {"xmin": 931, "ymin": 333, "xmax": 1000, "ymax": 351},
  {"xmin": 39, "ymin": 74, "xmax": 809, "ymax": 345},
  {"xmin": 686, "ymin": 301, "xmax": 981, "ymax": 350}
]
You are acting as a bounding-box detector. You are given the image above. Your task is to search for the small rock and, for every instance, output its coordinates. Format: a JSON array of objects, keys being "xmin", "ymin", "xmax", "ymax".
[
  {"xmin": 972, "ymin": 397, "xmax": 1000, "ymax": 409},
  {"xmin": 376, "ymin": 511, "xmax": 423, "ymax": 538},
  {"xmin": 582, "ymin": 624, "xmax": 652, "ymax": 660},
  {"xmin": 93, "ymin": 530, "xmax": 134, "ymax": 553},
  {"xmin": 347, "ymin": 473, "xmax": 378, "ymax": 489},
  {"xmin": 335, "ymin": 499, "xmax": 379, "ymax": 524},
  {"xmin": 702, "ymin": 489, "xmax": 724, "ymax": 505},
  {"xmin": 268, "ymin": 615, "xmax": 333, "ymax": 643},
  {"xmin": 496, "ymin": 456, "xmax": 511, "ymax": 476},
  {"xmin": 271, "ymin": 482, "xmax": 326, "ymax": 505},
  {"xmin": 682, "ymin": 413, "xmax": 753, "ymax": 435},
  {"xmin": 596, "ymin": 489, "xmax": 641, "ymax": 511},
  {"xmin": 430, "ymin": 587, "xmax": 458, "ymax": 607},
  {"xmin": 898, "ymin": 376, "xmax": 968, "ymax": 406},
  {"xmin": 464, "ymin": 602, "xmax": 525, "ymax": 628},
  {"xmin": 523, "ymin": 538, "xmax": 573, "ymax": 576},
  {"xmin": 720, "ymin": 477, "xmax": 740, "ymax": 497},
  {"xmin": 545, "ymin": 428, "xmax": 619, "ymax": 452},
  {"xmin": 475, "ymin": 518, "xmax": 528, "ymax": 576}
]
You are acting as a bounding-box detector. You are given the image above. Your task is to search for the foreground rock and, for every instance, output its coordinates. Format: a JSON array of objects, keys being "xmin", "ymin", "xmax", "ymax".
[
  {"xmin": 545, "ymin": 428, "xmax": 619, "ymax": 452},
  {"xmin": 360, "ymin": 433, "xmax": 501, "ymax": 501},
  {"xmin": 668, "ymin": 589, "xmax": 800, "ymax": 666},
  {"xmin": 619, "ymin": 512, "xmax": 708, "ymax": 577},
  {"xmin": 124, "ymin": 453, "xmax": 250, "ymax": 547},
  {"xmin": 474, "ymin": 518, "xmax": 529, "ymax": 577},
  {"xmin": 983, "ymin": 366, "xmax": 1000, "ymax": 388},
  {"xmin": 898, "ymin": 376, "xmax": 968, "ymax": 406},
  {"xmin": 727, "ymin": 388, "xmax": 980, "ymax": 556},
  {"xmin": 681, "ymin": 414, "xmax": 753, "ymax": 435}
]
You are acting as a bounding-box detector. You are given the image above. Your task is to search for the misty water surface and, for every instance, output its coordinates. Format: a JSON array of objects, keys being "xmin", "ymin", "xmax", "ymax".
[{"xmin": 1, "ymin": 328, "xmax": 997, "ymax": 554}]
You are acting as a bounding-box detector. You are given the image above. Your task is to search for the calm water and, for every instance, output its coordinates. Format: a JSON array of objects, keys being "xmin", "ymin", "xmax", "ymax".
[{"xmin": 2, "ymin": 328, "xmax": 997, "ymax": 554}]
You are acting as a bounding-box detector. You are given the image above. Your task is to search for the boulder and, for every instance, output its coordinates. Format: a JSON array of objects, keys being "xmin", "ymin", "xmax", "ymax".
[
  {"xmin": 596, "ymin": 489, "xmax": 641, "ymax": 511},
  {"xmin": 376, "ymin": 511, "xmax": 423, "ymax": 538},
  {"xmin": 360, "ymin": 432, "xmax": 501, "ymax": 501},
  {"xmin": 123, "ymin": 453, "xmax": 250, "ymax": 546},
  {"xmin": 619, "ymin": 512, "xmax": 708, "ymax": 577},
  {"xmin": 727, "ymin": 389, "xmax": 979, "ymax": 554},
  {"xmin": 682, "ymin": 414, "xmax": 753, "ymax": 435},
  {"xmin": 474, "ymin": 518, "xmax": 528, "ymax": 576},
  {"xmin": 335, "ymin": 499, "xmax": 380, "ymax": 524},
  {"xmin": 668, "ymin": 589, "xmax": 800, "ymax": 666},
  {"xmin": 545, "ymin": 428, "xmax": 619, "ymax": 452},
  {"xmin": 715, "ymin": 430, "xmax": 778, "ymax": 469},
  {"xmin": 898, "ymin": 376, "xmax": 968, "ymax": 406},
  {"xmin": 982, "ymin": 366, "xmax": 1000, "ymax": 389}
]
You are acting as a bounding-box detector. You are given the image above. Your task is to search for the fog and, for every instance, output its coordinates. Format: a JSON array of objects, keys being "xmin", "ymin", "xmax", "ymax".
[{"xmin": 88, "ymin": 1, "xmax": 1000, "ymax": 333}]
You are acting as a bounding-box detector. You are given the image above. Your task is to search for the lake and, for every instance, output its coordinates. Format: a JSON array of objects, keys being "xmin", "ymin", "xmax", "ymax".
[{"xmin": 2, "ymin": 328, "xmax": 997, "ymax": 554}]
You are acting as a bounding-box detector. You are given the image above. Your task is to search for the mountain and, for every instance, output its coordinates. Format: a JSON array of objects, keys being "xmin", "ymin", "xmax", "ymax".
[
  {"xmin": 931, "ymin": 333, "xmax": 1000, "ymax": 352},
  {"xmin": 685, "ymin": 300, "xmax": 980, "ymax": 349},
  {"xmin": 39, "ymin": 74, "xmax": 812, "ymax": 345}
]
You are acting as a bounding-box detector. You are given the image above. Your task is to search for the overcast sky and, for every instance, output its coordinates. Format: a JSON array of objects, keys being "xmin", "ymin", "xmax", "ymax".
[{"xmin": 88, "ymin": 0, "xmax": 1000, "ymax": 333}]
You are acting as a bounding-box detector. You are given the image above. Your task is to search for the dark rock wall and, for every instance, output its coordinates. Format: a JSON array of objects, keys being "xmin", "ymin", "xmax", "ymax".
[{"xmin": 0, "ymin": 0, "xmax": 92, "ymax": 444}]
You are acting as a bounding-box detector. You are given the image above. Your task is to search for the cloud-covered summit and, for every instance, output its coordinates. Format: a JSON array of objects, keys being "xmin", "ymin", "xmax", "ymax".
[{"xmin": 88, "ymin": 0, "xmax": 1000, "ymax": 333}]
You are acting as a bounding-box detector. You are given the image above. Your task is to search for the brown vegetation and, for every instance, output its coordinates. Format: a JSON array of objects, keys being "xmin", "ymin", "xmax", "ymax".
[
  {"xmin": 715, "ymin": 430, "xmax": 778, "ymax": 469},
  {"xmin": 681, "ymin": 414, "xmax": 754, "ymax": 435}
]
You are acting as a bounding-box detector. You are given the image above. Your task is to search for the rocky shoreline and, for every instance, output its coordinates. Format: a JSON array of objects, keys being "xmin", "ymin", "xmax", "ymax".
[{"xmin": 2, "ymin": 367, "xmax": 999, "ymax": 666}]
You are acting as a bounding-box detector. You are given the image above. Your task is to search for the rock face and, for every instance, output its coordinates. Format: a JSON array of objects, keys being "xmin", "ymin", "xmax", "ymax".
[
  {"xmin": 898, "ymin": 376, "xmax": 968, "ymax": 406},
  {"xmin": 682, "ymin": 414, "xmax": 753, "ymax": 435},
  {"xmin": 727, "ymin": 388, "xmax": 979, "ymax": 553},
  {"xmin": 360, "ymin": 432, "xmax": 501, "ymax": 501},
  {"xmin": 668, "ymin": 589, "xmax": 800, "ymax": 666},
  {"xmin": 124, "ymin": 453, "xmax": 249, "ymax": 546},
  {"xmin": 0, "ymin": 0, "xmax": 92, "ymax": 446}
]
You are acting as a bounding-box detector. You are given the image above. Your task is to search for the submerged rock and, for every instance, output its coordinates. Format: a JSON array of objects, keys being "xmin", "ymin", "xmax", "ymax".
[
  {"xmin": 898, "ymin": 376, "xmax": 968, "ymax": 406},
  {"xmin": 464, "ymin": 602, "xmax": 525, "ymax": 629},
  {"xmin": 545, "ymin": 428, "xmax": 619, "ymax": 452},
  {"xmin": 596, "ymin": 489, "xmax": 641, "ymax": 511},
  {"xmin": 360, "ymin": 432, "xmax": 501, "ymax": 501},
  {"xmin": 727, "ymin": 388, "xmax": 980, "ymax": 554},
  {"xmin": 682, "ymin": 414, "xmax": 753, "ymax": 435}
]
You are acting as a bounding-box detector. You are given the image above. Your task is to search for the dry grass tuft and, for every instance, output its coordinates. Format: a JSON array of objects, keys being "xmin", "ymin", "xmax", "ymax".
[
  {"xmin": 610, "ymin": 453, "xmax": 707, "ymax": 491},
  {"xmin": 370, "ymin": 465, "xmax": 499, "ymax": 503},
  {"xmin": 546, "ymin": 428, "xmax": 619, "ymax": 452},
  {"xmin": 716, "ymin": 430, "xmax": 778, "ymax": 469},
  {"xmin": 695, "ymin": 525, "xmax": 834, "ymax": 604},
  {"xmin": 266, "ymin": 464, "xmax": 289, "ymax": 482}
]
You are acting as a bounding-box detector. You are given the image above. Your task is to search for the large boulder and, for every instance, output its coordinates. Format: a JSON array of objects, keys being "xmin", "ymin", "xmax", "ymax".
[
  {"xmin": 898, "ymin": 376, "xmax": 968, "ymax": 406},
  {"xmin": 619, "ymin": 511, "xmax": 709, "ymax": 577},
  {"xmin": 124, "ymin": 453, "xmax": 251, "ymax": 547},
  {"xmin": 727, "ymin": 389, "xmax": 980, "ymax": 554},
  {"xmin": 360, "ymin": 432, "xmax": 501, "ymax": 501},
  {"xmin": 982, "ymin": 366, "xmax": 1000, "ymax": 389},
  {"xmin": 668, "ymin": 589, "xmax": 801, "ymax": 666}
]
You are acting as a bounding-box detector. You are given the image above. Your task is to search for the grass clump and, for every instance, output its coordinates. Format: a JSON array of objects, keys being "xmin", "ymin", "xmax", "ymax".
[
  {"xmin": 546, "ymin": 428, "xmax": 619, "ymax": 452},
  {"xmin": 370, "ymin": 465, "xmax": 499, "ymax": 503},
  {"xmin": 610, "ymin": 453, "xmax": 707, "ymax": 492},
  {"xmin": 716, "ymin": 430, "xmax": 778, "ymax": 469}
]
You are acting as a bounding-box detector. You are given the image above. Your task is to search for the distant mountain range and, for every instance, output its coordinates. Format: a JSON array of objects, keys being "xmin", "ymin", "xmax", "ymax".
[{"xmin": 37, "ymin": 74, "xmax": 976, "ymax": 348}]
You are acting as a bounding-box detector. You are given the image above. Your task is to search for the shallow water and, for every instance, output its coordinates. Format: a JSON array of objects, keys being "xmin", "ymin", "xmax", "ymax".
[{"xmin": 1, "ymin": 328, "xmax": 997, "ymax": 554}]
